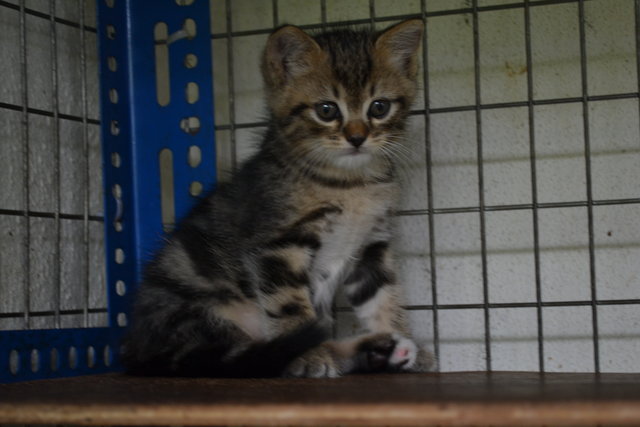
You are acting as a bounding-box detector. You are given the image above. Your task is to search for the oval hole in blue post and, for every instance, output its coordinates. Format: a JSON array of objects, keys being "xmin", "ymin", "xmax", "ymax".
[
  {"xmin": 154, "ymin": 22, "xmax": 170, "ymax": 106},
  {"xmin": 159, "ymin": 148, "xmax": 176, "ymax": 232}
]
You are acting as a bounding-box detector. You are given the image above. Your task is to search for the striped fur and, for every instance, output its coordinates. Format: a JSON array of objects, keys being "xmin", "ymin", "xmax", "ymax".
[{"xmin": 121, "ymin": 19, "xmax": 431, "ymax": 378}]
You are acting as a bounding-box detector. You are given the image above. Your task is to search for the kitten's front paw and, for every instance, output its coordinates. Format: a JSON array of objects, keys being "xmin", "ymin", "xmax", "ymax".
[
  {"xmin": 357, "ymin": 333, "xmax": 418, "ymax": 372},
  {"xmin": 389, "ymin": 334, "xmax": 418, "ymax": 370},
  {"xmin": 284, "ymin": 345, "xmax": 340, "ymax": 378}
]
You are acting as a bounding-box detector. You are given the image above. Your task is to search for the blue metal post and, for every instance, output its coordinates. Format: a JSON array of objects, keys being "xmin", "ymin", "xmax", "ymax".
[{"xmin": 98, "ymin": 0, "xmax": 216, "ymax": 330}]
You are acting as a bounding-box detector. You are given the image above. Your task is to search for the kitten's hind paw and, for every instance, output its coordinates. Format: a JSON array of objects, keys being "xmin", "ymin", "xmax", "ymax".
[
  {"xmin": 356, "ymin": 333, "xmax": 418, "ymax": 372},
  {"xmin": 284, "ymin": 345, "xmax": 340, "ymax": 378}
]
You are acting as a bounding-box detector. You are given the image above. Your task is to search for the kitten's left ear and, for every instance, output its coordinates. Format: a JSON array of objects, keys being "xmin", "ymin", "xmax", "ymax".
[{"xmin": 375, "ymin": 19, "xmax": 424, "ymax": 78}]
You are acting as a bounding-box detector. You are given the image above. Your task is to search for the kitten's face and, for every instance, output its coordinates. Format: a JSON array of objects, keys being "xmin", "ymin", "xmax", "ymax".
[{"xmin": 262, "ymin": 20, "xmax": 423, "ymax": 183}]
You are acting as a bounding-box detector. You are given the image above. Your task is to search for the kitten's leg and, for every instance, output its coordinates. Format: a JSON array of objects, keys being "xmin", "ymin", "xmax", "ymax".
[
  {"xmin": 258, "ymin": 245, "xmax": 319, "ymax": 335},
  {"xmin": 283, "ymin": 334, "xmax": 400, "ymax": 377},
  {"xmin": 257, "ymin": 245, "xmax": 342, "ymax": 377},
  {"xmin": 283, "ymin": 341, "xmax": 340, "ymax": 378},
  {"xmin": 289, "ymin": 332, "xmax": 417, "ymax": 376},
  {"xmin": 344, "ymin": 241, "xmax": 430, "ymax": 372}
]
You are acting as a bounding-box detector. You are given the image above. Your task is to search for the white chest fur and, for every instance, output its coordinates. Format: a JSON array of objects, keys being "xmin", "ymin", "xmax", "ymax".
[{"xmin": 306, "ymin": 183, "xmax": 397, "ymax": 316}]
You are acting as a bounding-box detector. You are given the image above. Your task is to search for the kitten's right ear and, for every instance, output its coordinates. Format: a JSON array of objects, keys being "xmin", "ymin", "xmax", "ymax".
[
  {"xmin": 375, "ymin": 19, "xmax": 424, "ymax": 79},
  {"xmin": 262, "ymin": 25, "xmax": 321, "ymax": 88}
]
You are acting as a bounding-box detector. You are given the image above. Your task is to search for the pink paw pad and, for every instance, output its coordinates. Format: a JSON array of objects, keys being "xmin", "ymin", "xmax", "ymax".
[
  {"xmin": 389, "ymin": 335, "xmax": 418, "ymax": 370},
  {"xmin": 397, "ymin": 348, "xmax": 409, "ymax": 358}
]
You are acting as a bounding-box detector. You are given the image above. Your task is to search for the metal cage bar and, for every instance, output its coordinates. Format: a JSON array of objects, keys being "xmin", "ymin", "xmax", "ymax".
[
  {"xmin": 224, "ymin": 0, "xmax": 237, "ymax": 170},
  {"xmin": 49, "ymin": 0, "xmax": 62, "ymax": 330},
  {"xmin": 577, "ymin": 0, "xmax": 600, "ymax": 374},
  {"xmin": 80, "ymin": 0, "xmax": 92, "ymax": 329},
  {"xmin": 637, "ymin": 0, "xmax": 640, "ymax": 125},
  {"xmin": 470, "ymin": 0, "xmax": 492, "ymax": 371},
  {"xmin": 18, "ymin": 0, "xmax": 31, "ymax": 331},
  {"xmin": 523, "ymin": 0, "xmax": 545, "ymax": 373},
  {"xmin": 421, "ymin": 0, "xmax": 441, "ymax": 371}
]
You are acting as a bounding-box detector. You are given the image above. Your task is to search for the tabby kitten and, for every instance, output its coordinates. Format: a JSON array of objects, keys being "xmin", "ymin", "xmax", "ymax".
[{"xmin": 122, "ymin": 19, "xmax": 429, "ymax": 378}]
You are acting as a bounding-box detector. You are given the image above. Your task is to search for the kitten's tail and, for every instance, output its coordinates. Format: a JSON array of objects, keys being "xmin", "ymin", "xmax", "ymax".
[{"xmin": 124, "ymin": 321, "xmax": 328, "ymax": 378}]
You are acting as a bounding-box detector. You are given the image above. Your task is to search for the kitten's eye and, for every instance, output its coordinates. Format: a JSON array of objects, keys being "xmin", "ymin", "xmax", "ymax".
[
  {"xmin": 315, "ymin": 102, "xmax": 340, "ymax": 121},
  {"xmin": 368, "ymin": 99, "xmax": 391, "ymax": 119}
]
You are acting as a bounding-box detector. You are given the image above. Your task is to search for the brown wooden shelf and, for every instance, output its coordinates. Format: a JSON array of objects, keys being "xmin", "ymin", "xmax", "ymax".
[{"xmin": 1, "ymin": 372, "xmax": 640, "ymax": 426}]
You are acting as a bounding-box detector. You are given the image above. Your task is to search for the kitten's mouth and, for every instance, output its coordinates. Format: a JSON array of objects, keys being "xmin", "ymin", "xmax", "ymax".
[
  {"xmin": 343, "ymin": 144, "xmax": 371, "ymax": 156},
  {"xmin": 331, "ymin": 147, "xmax": 374, "ymax": 170}
]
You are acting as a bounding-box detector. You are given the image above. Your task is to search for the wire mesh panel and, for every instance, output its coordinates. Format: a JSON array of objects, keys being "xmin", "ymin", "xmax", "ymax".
[
  {"xmin": 211, "ymin": 0, "xmax": 640, "ymax": 374},
  {"xmin": 0, "ymin": 0, "xmax": 119, "ymax": 383},
  {"xmin": 0, "ymin": 0, "xmax": 105, "ymax": 332},
  {"xmin": 0, "ymin": 0, "xmax": 216, "ymax": 383}
]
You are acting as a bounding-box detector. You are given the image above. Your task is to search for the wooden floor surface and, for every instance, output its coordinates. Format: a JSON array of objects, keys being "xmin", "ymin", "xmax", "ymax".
[{"xmin": 1, "ymin": 372, "xmax": 640, "ymax": 426}]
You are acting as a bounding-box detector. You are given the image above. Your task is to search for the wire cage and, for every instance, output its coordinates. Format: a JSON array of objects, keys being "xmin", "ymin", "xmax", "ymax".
[{"xmin": 1, "ymin": 0, "xmax": 640, "ymax": 386}]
